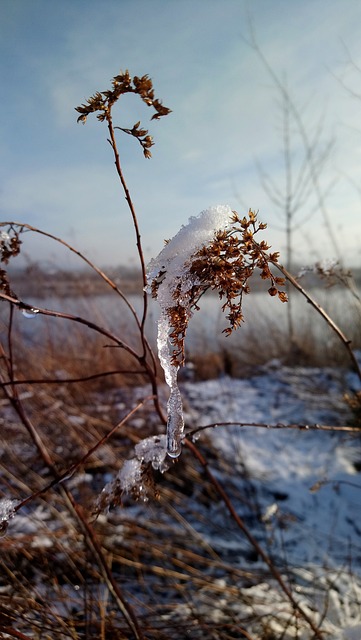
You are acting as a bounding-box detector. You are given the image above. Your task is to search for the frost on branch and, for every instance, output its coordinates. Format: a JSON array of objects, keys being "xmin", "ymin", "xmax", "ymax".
[
  {"xmin": 146, "ymin": 206, "xmax": 288, "ymax": 459},
  {"xmin": 96, "ymin": 435, "xmax": 169, "ymax": 510}
]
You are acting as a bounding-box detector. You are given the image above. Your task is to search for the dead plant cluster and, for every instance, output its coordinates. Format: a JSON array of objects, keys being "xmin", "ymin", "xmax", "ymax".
[
  {"xmin": 75, "ymin": 70, "xmax": 171, "ymax": 158},
  {"xmin": 149, "ymin": 210, "xmax": 287, "ymax": 367}
]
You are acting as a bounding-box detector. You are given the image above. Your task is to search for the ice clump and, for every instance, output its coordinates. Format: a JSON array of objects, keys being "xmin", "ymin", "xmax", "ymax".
[
  {"xmin": 117, "ymin": 458, "xmax": 143, "ymax": 494},
  {"xmin": 134, "ymin": 434, "xmax": 168, "ymax": 471},
  {"xmin": 98, "ymin": 435, "xmax": 169, "ymax": 507},
  {"xmin": 146, "ymin": 205, "xmax": 233, "ymax": 458}
]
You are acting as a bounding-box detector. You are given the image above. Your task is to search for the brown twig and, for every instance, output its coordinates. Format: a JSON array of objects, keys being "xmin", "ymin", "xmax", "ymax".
[
  {"xmin": 106, "ymin": 112, "xmax": 150, "ymax": 360},
  {"xmin": 0, "ymin": 292, "xmax": 166, "ymax": 421}
]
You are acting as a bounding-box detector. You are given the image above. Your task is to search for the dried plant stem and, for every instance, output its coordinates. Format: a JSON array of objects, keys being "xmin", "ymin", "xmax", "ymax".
[
  {"xmin": 274, "ymin": 261, "xmax": 361, "ymax": 381},
  {"xmin": 0, "ymin": 350, "xmax": 144, "ymax": 640},
  {"xmin": 106, "ymin": 115, "xmax": 149, "ymax": 354},
  {"xmin": 0, "ymin": 219, "xmax": 159, "ymax": 379},
  {"xmin": 64, "ymin": 490, "xmax": 145, "ymax": 640},
  {"xmin": 15, "ymin": 396, "xmax": 154, "ymax": 513},
  {"xmin": 185, "ymin": 438, "xmax": 324, "ymax": 639},
  {"xmin": 0, "ymin": 221, "xmax": 141, "ymax": 328},
  {"xmin": 0, "ymin": 369, "xmax": 147, "ymax": 387}
]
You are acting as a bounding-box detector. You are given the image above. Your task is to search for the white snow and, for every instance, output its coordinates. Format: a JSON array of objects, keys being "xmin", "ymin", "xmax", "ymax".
[
  {"xmin": 182, "ymin": 364, "xmax": 361, "ymax": 576},
  {"xmin": 117, "ymin": 458, "xmax": 143, "ymax": 493},
  {"xmin": 146, "ymin": 204, "xmax": 233, "ymax": 305}
]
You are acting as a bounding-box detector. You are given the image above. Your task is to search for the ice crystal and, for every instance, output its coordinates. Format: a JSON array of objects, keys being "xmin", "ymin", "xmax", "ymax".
[{"xmin": 117, "ymin": 458, "xmax": 143, "ymax": 494}]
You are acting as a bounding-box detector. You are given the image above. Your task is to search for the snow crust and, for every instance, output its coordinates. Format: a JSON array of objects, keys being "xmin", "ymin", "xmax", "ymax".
[{"xmin": 146, "ymin": 205, "xmax": 233, "ymax": 457}]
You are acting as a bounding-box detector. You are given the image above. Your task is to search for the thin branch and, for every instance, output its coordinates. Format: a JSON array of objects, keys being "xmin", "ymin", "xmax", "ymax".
[
  {"xmin": 0, "ymin": 291, "xmax": 140, "ymax": 358},
  {"xmin": 187, "ymin": 421, "xmax": 360, "ymax": 439},
  {"xmin": 0, "ymin": 221, "xmax": 142, "ymax": 330},
  {"xmin": 246, "ymin": 28, "xmax": 342, "ymax": 261},
  {"xmin": 0, "ymin": 293, "xmax": 166, "ymax": 422},
  {"xmin": 0, "ymin": 369, "xmax": 147, "ymax": 387},
  {"xmin": 0, "ymin": 366, "xmax": 145, "ymax": 639}
]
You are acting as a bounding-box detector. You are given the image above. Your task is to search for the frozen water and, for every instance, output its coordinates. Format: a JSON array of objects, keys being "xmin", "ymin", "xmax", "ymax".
[
  {"xmin": 0, "ymin": 498, "xmax": 18, "ymax": 534},
  {"xmin": 117, "ymin": 458, "xmax": 143, "ymax": 493},
  {"xmin": 134, "ymin": 434, "xmax": 168, "ymax": 471},
  {"xmin": 21, "ymin": 308, "xmax": 39, "ymax": 319}
]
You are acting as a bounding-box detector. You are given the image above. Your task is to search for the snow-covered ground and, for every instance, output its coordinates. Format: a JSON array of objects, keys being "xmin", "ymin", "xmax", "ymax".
[
  {"xmin": 178, "ymin": 360, "xmax": 361, "ymax": 638},
  {"xmin": 2, "ymin": 358, "xmax": 361, "ymax": 638}
]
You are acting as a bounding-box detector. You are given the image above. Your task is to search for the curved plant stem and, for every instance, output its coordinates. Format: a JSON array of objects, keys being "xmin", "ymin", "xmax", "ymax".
[
  {"xmin": 14, "ymin": 396, "xmax": 154, "ymax": 513},
  {"xmin": 106, "ymin": 114, "xmax": 150, "ymax": 360},
  {"xmin": 187, "ymin": 421, "xmax": 360, "ymax": 439},
  {"xmin": 0, "ymin": 221, "xmax": 141, "ymax": 327},
  {"xmin": 0, "ymin": 219, "xmax": 159, "ymax": 379}
]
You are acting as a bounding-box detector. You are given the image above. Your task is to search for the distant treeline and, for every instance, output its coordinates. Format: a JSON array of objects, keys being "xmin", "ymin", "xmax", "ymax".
[{"xmin": 7, "ymin": 263, "xmax": 361, "ymax": 299}]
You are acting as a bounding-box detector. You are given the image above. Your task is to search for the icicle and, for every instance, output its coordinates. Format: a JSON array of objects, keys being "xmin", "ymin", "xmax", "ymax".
[
  {"xmin": 166, "ymin": 385, "xmax": 184, "ymax": 457},
  {"xmin": 157, "ymin": 313, "xmax": 184, "ymax": 457}
]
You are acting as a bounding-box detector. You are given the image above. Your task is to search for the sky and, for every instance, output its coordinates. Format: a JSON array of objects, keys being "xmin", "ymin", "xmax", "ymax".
[{"xmin": 1, "ymin": 0, "xmax": 361, "ymax": 270}]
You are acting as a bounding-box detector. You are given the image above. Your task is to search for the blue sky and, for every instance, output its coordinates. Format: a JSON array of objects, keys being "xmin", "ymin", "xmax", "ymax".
[{"xmin": 1, "ymin": 0, "xmax": 361, "ymax": 269}]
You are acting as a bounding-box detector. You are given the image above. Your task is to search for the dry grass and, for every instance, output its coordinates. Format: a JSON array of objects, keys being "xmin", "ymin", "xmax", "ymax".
[
  {"xmin": 0, "ymin": 378, "xmax": 270, "ymax": 639},
  {"xmin": 1, "ymin": 290, "xmax": 360, "ymax": 638}
]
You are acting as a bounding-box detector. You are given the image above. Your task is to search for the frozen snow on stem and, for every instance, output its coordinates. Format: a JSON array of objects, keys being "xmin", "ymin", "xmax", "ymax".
[
  {"xmin": 147, "ymin": 205, "xmax": 233, "ymax": 457},
  {"xmin": 0, "ymin": 498, "xmax": 18, "ymax": 535}
]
